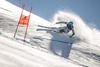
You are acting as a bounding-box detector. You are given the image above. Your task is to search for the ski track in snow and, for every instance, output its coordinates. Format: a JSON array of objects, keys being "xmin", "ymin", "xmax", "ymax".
[{"xmin": 0, "ymin": 35, "xmax": 81, "ymax": 67}]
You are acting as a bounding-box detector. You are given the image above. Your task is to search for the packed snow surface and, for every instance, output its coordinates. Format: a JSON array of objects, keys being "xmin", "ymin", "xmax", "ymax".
[{"xmin": 0, "ymin": 0, "xmax": 100, "ymax": 67}]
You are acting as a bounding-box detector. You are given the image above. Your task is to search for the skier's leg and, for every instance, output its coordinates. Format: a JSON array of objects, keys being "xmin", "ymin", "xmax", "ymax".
[{"xmin": 66, "ymin": 27, "xmax": 70, "ymax": 33}]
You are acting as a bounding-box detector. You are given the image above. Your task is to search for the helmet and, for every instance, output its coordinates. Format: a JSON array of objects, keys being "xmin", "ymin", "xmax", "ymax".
[{"xmin": 69, "ymin": 21, "xmax": 73, "ymax": 25}]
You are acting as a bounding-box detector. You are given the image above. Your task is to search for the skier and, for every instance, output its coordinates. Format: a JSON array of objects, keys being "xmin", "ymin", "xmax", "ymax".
[{"xmin": 56, "ymin": 21, "xmax": 75, "ymax": 38}]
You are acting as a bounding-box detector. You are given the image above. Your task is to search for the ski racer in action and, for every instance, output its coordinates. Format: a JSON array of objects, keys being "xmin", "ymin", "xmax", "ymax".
[{"xmin": 56, "ymin": 21, "xmax": 75, "ymax": 38}]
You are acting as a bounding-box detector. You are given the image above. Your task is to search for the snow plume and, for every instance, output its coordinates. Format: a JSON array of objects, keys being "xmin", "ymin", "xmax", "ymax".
[{"xmin": 51, "ymin": 10, "xmax": 100, "ymax": 45}]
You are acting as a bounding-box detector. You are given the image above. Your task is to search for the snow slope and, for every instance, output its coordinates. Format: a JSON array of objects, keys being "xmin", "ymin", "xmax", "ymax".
[
  {"xmin": 0, "ymin": 35, "xmax": 81, "ymax": 67},
  {"xmin": 0, "ymin": 0, "xmax": 100, "ymax": 67},
  {"xmin": 0, "ymin": 0, "xmax": 73, "ymax": 57},
  {"xmin": 0, "ymin": 0, "xmax": 81, "ymax": 67}
]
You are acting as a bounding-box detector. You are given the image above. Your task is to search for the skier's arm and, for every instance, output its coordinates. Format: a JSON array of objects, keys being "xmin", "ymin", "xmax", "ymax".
[
  {"xmin": 69, "ymin": 27, "xmax": 75, "ymax": 38},
  {"xmin": 56, "ymin": 22, "xmax": 67, "ymax": 24}
]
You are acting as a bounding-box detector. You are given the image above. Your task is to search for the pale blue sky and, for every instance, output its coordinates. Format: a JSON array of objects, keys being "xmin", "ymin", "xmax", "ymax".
[{"xmin": 7, "ymin": 0, "xmax": 100, "ymax": 29}]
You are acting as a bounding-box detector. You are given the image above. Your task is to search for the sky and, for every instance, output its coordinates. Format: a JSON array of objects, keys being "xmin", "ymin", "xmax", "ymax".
[{"xmin": 7, "ymin": 0, "xmax": 100, "ymax": 29}]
